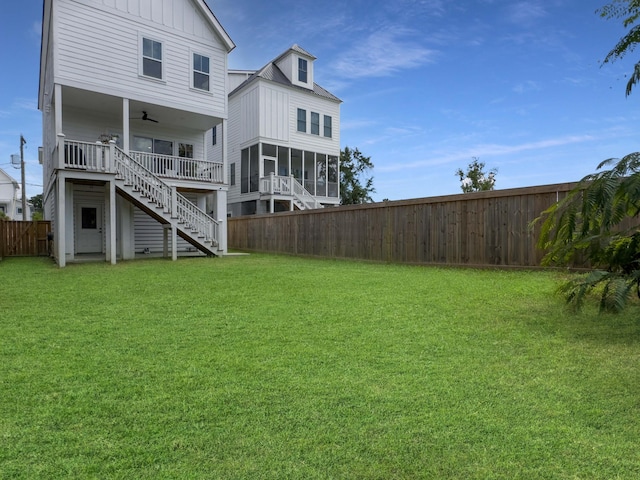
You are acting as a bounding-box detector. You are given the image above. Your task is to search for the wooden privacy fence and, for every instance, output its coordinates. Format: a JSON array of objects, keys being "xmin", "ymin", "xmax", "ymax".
[
  {"xmin": 0, "ymin": 221, "xmax": 52, "ymax": 259},
  {"xmin": 228, "ymin": 183, "xmax": 580, "ymax": 268}
]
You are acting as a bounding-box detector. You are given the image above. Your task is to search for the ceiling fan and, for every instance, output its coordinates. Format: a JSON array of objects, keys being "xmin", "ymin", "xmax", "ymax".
[{"xmin": 141, "ymin": 111, "xmax": 159, "ymax": 123}]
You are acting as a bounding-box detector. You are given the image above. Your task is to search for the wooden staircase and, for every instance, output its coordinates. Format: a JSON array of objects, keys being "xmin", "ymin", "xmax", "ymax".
[{"xmin": 113, "ymin": 147, "xmax": 220, "ymax": 256}]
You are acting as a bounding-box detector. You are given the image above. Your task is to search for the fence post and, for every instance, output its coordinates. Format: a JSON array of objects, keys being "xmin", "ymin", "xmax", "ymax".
[{"xmin": 0, "ymin": 220, "xmax": 4, "ymax": 260}]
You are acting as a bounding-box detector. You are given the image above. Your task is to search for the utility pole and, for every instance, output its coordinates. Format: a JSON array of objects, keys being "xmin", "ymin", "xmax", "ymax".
[{"xmin": 20, "ymin": 135, "xmax": 26, "ymax": 220}]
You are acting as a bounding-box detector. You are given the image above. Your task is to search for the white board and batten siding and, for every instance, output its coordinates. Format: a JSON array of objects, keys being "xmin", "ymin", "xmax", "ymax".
[
  {"xmin": 234, "ymin": 78, "xmax": 340, "ymax": 154},
  {"xmin": 259, "ymin": 84, "xmax": 290, "ymax": 142},
  {"xmin": 225, "ymin": 93, "xmax": 245, "ymax": 205},
  {"xmin": 289, "ymin": 88, "xmax": 341, "ymax": 155},
  {"xmin": 53, "ymin": 0, "xmax": 229, "ymax": 118},
  {"xmin": 232, "ymin": 81, "xmax": 295, "ymax": 145},
  {"xmin": 226, "ymin": 77, "xmax": 341, "ymax": 206}
]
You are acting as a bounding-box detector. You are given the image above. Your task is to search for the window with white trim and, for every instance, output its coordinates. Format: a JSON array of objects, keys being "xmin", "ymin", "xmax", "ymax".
[
  {"xmin": 193, "ymin": 53, "xmax": 210, "ymax": 91},
  {"xmin": 324, "ymin": 115, "xmax": 332, "ymax": 138},
  {"xmin": 298, "ymin": 58, "xmax": 308, "ymax": 83},
  {"xmin": 142, "ymin": 37, "xmax": 162, "ymax": 79},
  {"xmin": 212, "ymin": 126, "xmax": 217, "ymax": 145},
  {"xmin": 297, "ymin": 108, "xmax": 306, "ymax": 132},
  {"xmin": 178, "ymin": 143, "xmax": 193, "ymax": 158},
  {"xmin": 311, "ymin": 112, "xmax": 320, "ymax": 135}
]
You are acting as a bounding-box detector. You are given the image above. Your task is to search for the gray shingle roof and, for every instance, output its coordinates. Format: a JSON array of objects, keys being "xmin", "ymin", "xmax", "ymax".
[{"xmin": 229, "ymin": 46, "xmax": 341, "ymax": 103}]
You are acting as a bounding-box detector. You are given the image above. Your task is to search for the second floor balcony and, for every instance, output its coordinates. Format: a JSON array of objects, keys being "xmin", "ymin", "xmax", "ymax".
[{"xmin": 57, "ymin": 137, "xmax": 224, "ymax": 184}]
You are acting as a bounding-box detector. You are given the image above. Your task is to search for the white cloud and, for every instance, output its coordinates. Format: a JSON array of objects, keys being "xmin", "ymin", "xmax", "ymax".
[
  {"xmin": 340, "ymin": 119, "xmax": 379, "ymax": 131},
  {"xmin": 13, "ymin": 98, "xmax": 38, "ymax": 112},
  {"xmin": 386, "ymin": 0, "xmax": 446, "ymax": 17},
  {"xmin": 505, "ymin": 2, "xmax": 547, "ymax": 24},
  {"xmin": 378, "ymin": 134, "xmax": 596, "ymax": 172},
  {"xmin": 513, "ymin": 80, "xmax": 541, "ymax": 94},
  {"xmin": 332, "ymin": 27, "xmax": 437, "ymax": 79}
]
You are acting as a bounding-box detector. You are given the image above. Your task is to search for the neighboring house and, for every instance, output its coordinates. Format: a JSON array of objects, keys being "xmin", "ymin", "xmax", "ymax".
[
  {"xmin": 0, "ymin": 168, "xmax": 31, "ymax": 220},
  {"xmin": 39, "ymin": 0, "xmax": 235, "ymax": 267},
  {"xmin": 224, "ymin": 45, "xmax": 342, "ymax": 216}
]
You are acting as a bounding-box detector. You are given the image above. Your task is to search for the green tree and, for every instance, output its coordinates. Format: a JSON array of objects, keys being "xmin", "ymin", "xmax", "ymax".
[
  {"xmin": 29, "ymin": 194, "xmax": 43, "ymax": 213},
  {"xmin": 29, "ymin": 194, "xmax": 43, "ymax": 221},
  {"xmin": 455, "ymin": 157, "xmax": 497, "ymax": 193},
  {"xmin": 340, "ymin": 147, "xmax": 375, "ymax": 205},
  {"xmin": 536, "ymin": 154, "xmax": 640, "ymax": 312},
  {"xmin": 534, "ymin": 2, "xmax": 640, "ymax": 312},
  {"xmin": 599, "ymin": 0, "xmax": 640, "ymax": 96}
]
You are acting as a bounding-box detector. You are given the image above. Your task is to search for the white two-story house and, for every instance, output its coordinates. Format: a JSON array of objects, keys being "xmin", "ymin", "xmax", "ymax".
[
  {"xmin": 39, "ymin": 0, "xmax": 235, "ymax": 267},
  {"xmin": 225, "ymin": 45, "xmax": 342, "ymax": 216},
  {"xmin": 0, "ymin": 168, "xmax": 32, "ymax": 220}
]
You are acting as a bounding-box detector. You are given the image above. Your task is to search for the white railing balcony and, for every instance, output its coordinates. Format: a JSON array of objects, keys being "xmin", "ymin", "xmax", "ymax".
[
  {"xmin": 54, "ymin": 136, "xmax": 224, "ymax": 185},
  {"xmin": 130, "ymin": 151, "xmax": 224, "ymax": 183},
  {"xmin": 260, "ymin": 174, "xmax": 293, "ymax": 195},
  {"xmin": 58, "ymin": 137, "xmax": 111, "ymax": 172},
  {"xmin": 260, "ymin": 173, "xmax": 323, "ymax": 210}
]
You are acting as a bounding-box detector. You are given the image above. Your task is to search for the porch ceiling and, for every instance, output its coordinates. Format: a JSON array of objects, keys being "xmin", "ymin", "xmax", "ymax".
[{"xmin": 61, "ymin": 86, "xmax": 221, "ymax": 131}]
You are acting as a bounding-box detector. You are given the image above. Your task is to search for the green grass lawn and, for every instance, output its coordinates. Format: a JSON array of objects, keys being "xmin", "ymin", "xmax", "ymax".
[{"xmin": 1, "ymin": 255, "xmax": 639, "ymax": 479}]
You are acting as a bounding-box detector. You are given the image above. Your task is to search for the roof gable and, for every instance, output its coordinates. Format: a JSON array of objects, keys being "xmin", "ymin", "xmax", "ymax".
[
  {"xmin": 229, "ymin": 46, "xmax": 341, "ymax": 103},
  {"xmin": 0, "ymin": 168, "xmax": 18, "ymax": 186},
  {"xmin": 194, "ymin": 0, "xmax": 235, "ymax": 52}
]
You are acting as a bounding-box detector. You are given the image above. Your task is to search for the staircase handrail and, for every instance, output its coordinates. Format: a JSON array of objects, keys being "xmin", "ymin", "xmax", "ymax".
[
  {"xmin": 290, "ymin": 176, "xmax": 323, "ymax": 210},
  {"xmin": 113, "ymin": 146, "xmax": 219, "ymax": 246}
]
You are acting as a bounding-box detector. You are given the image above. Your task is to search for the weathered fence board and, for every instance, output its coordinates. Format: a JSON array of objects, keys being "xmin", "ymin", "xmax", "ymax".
[
  {"xmin": 228, "ymin": 183, "xmax": 582, "ymax": 268},
  {"xmin": 0, "ymin": 221, "xmax": 51, "ymax": 259}
]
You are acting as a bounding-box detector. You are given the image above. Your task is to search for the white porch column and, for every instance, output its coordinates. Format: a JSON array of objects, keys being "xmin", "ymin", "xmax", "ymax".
[
  {"xmin": 216, "ymin": 189, "xmax": 227, "ymax": 254},
  {"xmin": 105, "ymin": 180, "xmax": 117, "ymax": 264},
  {"xmin": 171, "ymin": 187, "xmax": 177, "ymax": 218},
  {"xmin": 163, "ymin": 225, "xmax": 169, "ymax": 258},
  {"xmin": 222, "ymin": 119, "xmax": 228, "ymax": 173},
  {"xmin": 56, "ymin": 133, "xmax": 66, "ymax": 170},
  {"xmin": 54, "ymin": 84, "xmax": 63, "ymax": 135},
  {"xmin": 55, "ymin": 176, "xmax": 66, "ymax": 267},
  {"xmin": 290, "ymin": 200, "xmax": 294, "ymax": 211},
  {"xmin": 122, "ymin": 98, "xmax": 130, "ymax": 154},
  {"xmin": 117, "ymin": 196, "xmax": 135, "ymax": 260},
  {"xmin": 65, "ymin": 181, "xmax": 74, "ymax": 261},
  {"xmin": 171, "ymin": 225, "xmax": 178, "ymax": 261}
]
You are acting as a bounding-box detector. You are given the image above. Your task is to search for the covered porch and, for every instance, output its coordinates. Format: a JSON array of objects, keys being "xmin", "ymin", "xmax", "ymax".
[{"xmin": 43, "ymin": 84, "xmax": 226, "ymax": 185}]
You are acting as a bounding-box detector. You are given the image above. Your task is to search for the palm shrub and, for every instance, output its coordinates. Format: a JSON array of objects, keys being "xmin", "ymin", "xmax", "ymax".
[{"xmin": 536, "ymin": 152, "xmax": 640, "ymax": 312}]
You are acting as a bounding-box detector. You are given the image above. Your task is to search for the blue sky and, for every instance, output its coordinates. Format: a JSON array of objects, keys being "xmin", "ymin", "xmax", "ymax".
[{"xmin": 1, "ymin": 0, "xmax": 638, "ymax": 201}]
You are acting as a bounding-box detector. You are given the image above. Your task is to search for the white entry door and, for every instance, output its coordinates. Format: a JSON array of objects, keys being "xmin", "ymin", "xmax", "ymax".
[{"xmin": 76, "ymin": 203, "xmax": 103, "ymax": 253}]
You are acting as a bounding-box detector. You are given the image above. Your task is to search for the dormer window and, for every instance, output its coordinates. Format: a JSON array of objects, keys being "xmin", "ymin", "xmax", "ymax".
[
  {"xmin": 298, "ymin": 58, "xmax": 308, "ymax": 83},
  {"xmin": 142, "ymin": 37, "xmax": 163, "ymax": 79}
]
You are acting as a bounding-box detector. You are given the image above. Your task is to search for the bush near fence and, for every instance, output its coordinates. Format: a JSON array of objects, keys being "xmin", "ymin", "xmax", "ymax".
[{"xmin": 228, "ymin": 183, "xmax": 578, "ymax": 269}]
